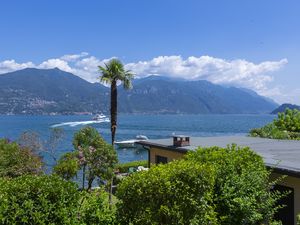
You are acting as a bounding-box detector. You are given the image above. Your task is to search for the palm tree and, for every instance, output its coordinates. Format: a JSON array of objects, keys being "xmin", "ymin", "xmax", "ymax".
[
  {"xmin": 99, "ymin": 59, "xmax": 134, "ymax": 145},
  {"xmin": 99, "ymin": 59, "xmax": 133, "ymax": 205}
]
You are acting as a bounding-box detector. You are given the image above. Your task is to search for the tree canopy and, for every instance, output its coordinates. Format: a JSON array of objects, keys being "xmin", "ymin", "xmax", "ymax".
[
  {"xmin": 116, "ymin": 145, "xmax": 283, "ymax": 225},
  {"xmin": 0, "ymin": 139, "xmax": 43, "ymax": 178},
  {"xmin": 54, "ymin": 126, "xmax": 118, "ymax": 190},
  {"xmin": 0, "ymin": 175, "xmax": 115, "ymax": 225},
  {"xmin": 117, "ymin": 160, "xmax": 216, "ymax": 225},
  {"xmin": 185, "ymin": 145, "xmax": 281, "ymax": 224},
  {"xmin": 250, "ymin": 108, "xmax": 300, "ymax": 140},
  {"xmin": 0, "ymin": 175, "xmax": 79, "ymax": 224},
  {"xmin": 99, "ymin": 58, "xmax": 133, "ymax": 90}
]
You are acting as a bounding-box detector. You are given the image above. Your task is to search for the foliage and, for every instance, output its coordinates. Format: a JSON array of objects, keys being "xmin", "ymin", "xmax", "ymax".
[
  {"xmin": 116, "ymin": 160, "xmax": 217, "ymax": 225},
  {"xmin": 0, "ymin": 175, "xmax": 79, "ymax": 225},
  {"xmin": 79, "ymin": 189, "xmax": 116, "ymax": 225},
  {"xmin": 0, "ymin": 175, "xmax": 118, "ymax": 225},
  {"xmin": 115, "ymin": 160, "xmax": 148, "ymax": 173},
  {"xmin": 117, "ymin": 145, "xmax": 283, "ymax": 225},
  {"xmin": 250, "ymin": 108, "xmax": 300, "ymax": 140},
  {"xmin": 185, "ymin": 145, "xmax": 283, "ymax": 225},
  {"xmin": 99, "ymin": 59, "xmax": 134, "ymax": 89},
  {"xmin": 274, "ymin": 108, "xmax": 300, "ymax": 132},
  {"xmin": 249, "ymin": 123, "xmax": 292, "ymax": 139},
  {"xmin": 72, "ymin": 126, "xmax": 118, "ymax": 190},
  {"xmin": 0, "ymin": 139, "xmax": 43, "ymax": 178},
  {"xmin": 53, "ymin": 152, "xmax": 79, "ymax": 180}
]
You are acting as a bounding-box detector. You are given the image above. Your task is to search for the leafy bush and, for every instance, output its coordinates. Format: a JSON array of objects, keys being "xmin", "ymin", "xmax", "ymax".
[
  {"xmin": 115, "ymin": 160, "xmax": 148, "ymax": 173},
  {"xmin": 117, "ymin": 145, "xmax": 283, "ymax": 225},
  {"xmin": 0, "ymin": 139, "xmax": 43, "ymax": 178},
  {"xmin": 185, "ymin": 145, "xmax": 282, "ymax": 225},
  {"xmin": 249, "ymin": 124, "xmax": 290, "ymax": 139},
  {"xmin": 250, "ymin": 109, "xmax": 300, "ymax": 140},
  {"xmin": 116, "ymin": 160, "xmax": 216, "ymax": 225},
  {"xmin": 0, "ymin": 175, "xmax": 80, "ymax": 225},
  {"xmin": 79, "ymin": 189, "xmax": 116, "ymax": 225},
  {"xmin": 274, "ymin": 108, "xmax": 300, "ymax": 132},
  {"xmin": 53, "ymin": 152, "xmax": 80, "ymax": 180}
]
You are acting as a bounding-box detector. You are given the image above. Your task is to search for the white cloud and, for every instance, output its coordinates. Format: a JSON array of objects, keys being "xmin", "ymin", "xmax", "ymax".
[
  {"xmin": 0, "ymin": 60, "xmax": 35, "ymax": 74},
  {"xmin": 0, "ymin": 53, "xmax": 297, "ymax": 104},
  {"xmin": 125, "ymin": 56, "xmax": 288, "ymax": 94},
  {"xmin": 38, "ymin": 59, "xmax": 73, "ymax": 72},
  {"xmin": 0, "ymin": 53, "xmax": 112, "ymax": 83},
  {"xmin": 60, "ymin": 52, "xmax": 89, "ymax": 62},
  {"xmin": 262, "ymin": 87, "xmax": 300, "ymax": 105}
]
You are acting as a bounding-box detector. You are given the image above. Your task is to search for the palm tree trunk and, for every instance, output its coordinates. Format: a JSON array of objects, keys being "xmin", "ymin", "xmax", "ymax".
[
  {"xmin": 109, "ymin": 79, "xmax": 117, "ymax": 206},
  {"xmin": 110, "ymin": 80, "xmax": 117, "ymax": 145}
]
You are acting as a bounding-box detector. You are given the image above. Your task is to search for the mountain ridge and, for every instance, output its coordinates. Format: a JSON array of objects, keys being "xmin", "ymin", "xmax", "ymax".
[
  {"xmin": 0, "ymin": 68, "xmax": 278, "ymax": 115},
  {"xmin": 271, "ymin": 103, "xmax": 300, "ymax": 114}
]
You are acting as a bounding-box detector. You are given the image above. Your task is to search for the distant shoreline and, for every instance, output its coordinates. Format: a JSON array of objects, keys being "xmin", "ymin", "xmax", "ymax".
[{"xmin": 0, "ymin": 112, "xmax": 277, "ymax": 116}]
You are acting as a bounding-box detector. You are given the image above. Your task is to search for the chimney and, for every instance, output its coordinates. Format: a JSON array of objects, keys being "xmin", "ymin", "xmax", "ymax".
[{"xmin": 173, "ymin": 135, "xmax": 190, "ymax": 147}]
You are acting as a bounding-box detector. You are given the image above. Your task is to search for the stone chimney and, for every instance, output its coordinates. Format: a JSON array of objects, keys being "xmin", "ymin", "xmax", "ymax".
[{"xmin": 173, "ymin": 135, "xmax": 190, "ymax": 147}]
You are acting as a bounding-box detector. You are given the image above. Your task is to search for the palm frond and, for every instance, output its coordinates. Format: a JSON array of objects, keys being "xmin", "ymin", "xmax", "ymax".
[{"xmin": 98, "ymin": 59, "xmax": 134, "ymax": 88}]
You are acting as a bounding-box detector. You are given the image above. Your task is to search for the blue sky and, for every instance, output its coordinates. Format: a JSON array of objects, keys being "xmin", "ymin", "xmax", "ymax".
[{"xmin": 0, "ymin": 0, "xmax": 299, "ymax": 104}]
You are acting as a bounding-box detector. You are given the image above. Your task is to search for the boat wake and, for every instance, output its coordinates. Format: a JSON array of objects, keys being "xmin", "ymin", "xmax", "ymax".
[{"xmin": 51, "ymin": 118, "xmax": 110, "ymax": 128}]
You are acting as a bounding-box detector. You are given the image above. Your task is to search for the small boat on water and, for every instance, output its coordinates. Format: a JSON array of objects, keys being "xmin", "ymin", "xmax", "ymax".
[
  {"xmin": 92, "ymin": 113, "xmax": 107, "ymax": 121},
  {"xmin": 114, "ymin": 135, "xmax": 148, "ymax": 148}
]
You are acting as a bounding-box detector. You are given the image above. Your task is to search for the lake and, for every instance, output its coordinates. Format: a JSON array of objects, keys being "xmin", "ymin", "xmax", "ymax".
[{"xmin": 0, "ymin": 114, "xmax": 275, "ymax": 166}]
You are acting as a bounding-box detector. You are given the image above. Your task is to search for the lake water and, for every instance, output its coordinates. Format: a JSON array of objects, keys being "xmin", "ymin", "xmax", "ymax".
[{"xmin": 0, "ymin": 114, "xmax": 275, "ymax": 167}]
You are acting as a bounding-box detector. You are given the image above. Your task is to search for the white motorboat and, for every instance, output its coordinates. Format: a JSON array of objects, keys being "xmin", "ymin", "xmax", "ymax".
[
  {"xmin": 114, "ymin": 135, "xmax": 148, "ymax": 148},
  {"xmin": 92, "ymin": 113, "xmax": 107, "ymax": 121}
]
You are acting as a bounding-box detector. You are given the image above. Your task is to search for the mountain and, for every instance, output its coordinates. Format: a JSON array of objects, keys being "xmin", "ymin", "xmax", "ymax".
[
  {"xmin": 118, "ymin": 75, "xmax": 278, "ymax": 114},
  {"xmin": 0, "ymin": 68, "xmax": 278, "ymax": 115},
  {"xmin": 271, "ymin": 103, "xmax": 300, "ymax": 114},
  {"xmin": 0, "ymin": 68, "xmax": 109, "ymax": 114}
]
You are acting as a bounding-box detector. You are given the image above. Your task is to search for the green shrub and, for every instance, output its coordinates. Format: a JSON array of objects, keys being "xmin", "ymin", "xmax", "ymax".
[
  {"xmin": 249, "ymin": 124, "xmax": 291, "ymax": 140},
  {"xmin": 185, "ymin": 145, "xmax": 282, "ymax": 225},
  {"xmin": 0, "ymin": 175, "xmax": 80, "ymax": 225},
  {"xmin": 289, "ymin": 131, "xmax": 300, "ymax": 139},
  {"xmin": 53, "ymin": 152, "xmax": 80, "ymax": 180},
  {"xmin": 250, "ymin": 109, "xmax": 300, "ymax": 140},
  {"xmin": 115, "ymin": 160, "xmax": 148, "ymax": 173},
  {"xmin": 116, "ymin": 160, "xmax": 216, "ymax": 225},
  {"xmin": 79, "ymin": 189, "xmax": 116, "ymax": 225},
  {"xmin": 116, "ymin": 145, "xmax": 283, "ymax": 225},
  {"xmin": 0, "ymin": 139, "xmax": 43, "ymax": 178},
  {"xmin": 274, "ymin": 108, "xmax": 300, "ymax": 132}
]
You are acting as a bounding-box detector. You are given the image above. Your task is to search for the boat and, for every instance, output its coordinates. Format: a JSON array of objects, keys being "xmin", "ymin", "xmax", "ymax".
[
  {"xmin": 114, "ymin": 135, "xmax": 148, "ymax": 148},
  {"xmin": 92, "ymin": 113, "xmax": 107, "ymax": 121}
]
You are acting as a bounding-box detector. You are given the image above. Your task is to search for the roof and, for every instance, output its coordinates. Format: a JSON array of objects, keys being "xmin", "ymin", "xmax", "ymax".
[
  {"xmin": 137, "ymin": 136, "xmax": 300, "ymax": 178},
  {"xmin": 172, "ymin": 135, "xmax": 190, "ymax": 138}
]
